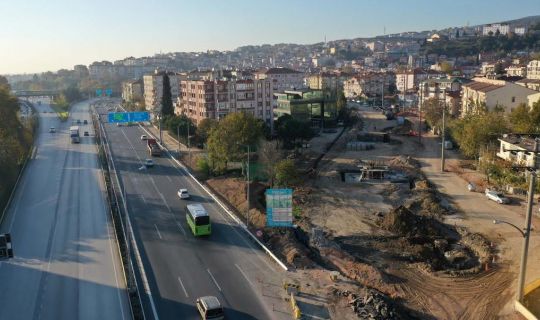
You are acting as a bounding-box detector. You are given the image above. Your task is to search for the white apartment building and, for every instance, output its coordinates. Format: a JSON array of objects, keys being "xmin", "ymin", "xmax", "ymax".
[
  {"xmin": 121, "ymin": 79, "xmax": 143, "ymax": 102},
  {"xmin": 143, "ymin": 71, "xmax": 182, "ymax": 111},
  {"xmin": 254, "ymin": 67, "xmax": 304, "ymax": 92},
  {"xmin": 461, "ymin": 77, "xmax": 537, "ymax": 115},
  {"xmin": 395, "ymin": 69, "xmax": 444, "ymax": 93},
  {"xmin": 497, "ymin": 135, "xmax": 540, "ymax": 169},
  {"xmin": 505, "ymin": 65, "xmax": 527, "ymax": 77},
  {"xmin": 482, "ymin": 24, "xmax": 510, "ymax": 36},
  {"xmin": 526, "ymin": 60, "xmax": 540, "ymax": 80}
]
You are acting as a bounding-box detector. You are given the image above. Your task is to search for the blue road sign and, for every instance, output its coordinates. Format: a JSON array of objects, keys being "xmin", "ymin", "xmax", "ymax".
[
  {"xmin": 130, "ymin": 111, "xmax": 150, "ymax": 122},
  {"xmin": 96, "ymin": 89, "xmax": 103, "ymax": 97},
  {"xmin": 108, "ymin": 112, "xmax": 150, "ymax": 123},
  {"xmin": 105, "ymin": 88, "xmax": 113, "ymax": 97},
  {"xmin": 266, "ymin": 189, "xmax": 293, "ymax": 227}
]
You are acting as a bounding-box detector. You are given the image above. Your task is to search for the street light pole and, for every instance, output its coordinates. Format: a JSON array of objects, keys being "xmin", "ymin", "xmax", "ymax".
[
  {"xmin": 246, "ymin": 145, "xmax": 251, "ymax": 230},
  {"xmin": 187, "ymin": 122, "xmax": 191, "ymax": 164},
  {"xmin": 159, "ymin": 110, "xmax": 163, "ymax": 143},
  {"xmin": 441, "ymin": 89, "xmax": 446, "ymax": 172},
  {"xmin": 177, "ymin": 124, "xmax": 180, "ymax": 153},
  {"xmin": 517, "ymin": 139, "xmax": 539, "ymax": 302}
]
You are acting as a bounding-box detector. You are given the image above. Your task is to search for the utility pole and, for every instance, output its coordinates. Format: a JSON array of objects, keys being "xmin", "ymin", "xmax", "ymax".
[
  {"xmin": 441, "ymin": 89, "xmax": 446, "ymax": 172},
  {"xmin": 159, "ymin": 110, "xmax": 163, "ymax": 144},
  {"xmin": 418, "ymin": 83, "xmax": 423, "ymax": 144},
  {"xmin": 177, "ymin": 124, "xmax": 180, "ymax": 154},
  {"xmin": 517, "ymin": 139, "xmax": 539, "ymax": 302},
  {"xmin": 187, "ymin": 121, "xmax": 191, "ymax": 164},
  {"xmin": 246, "ymin": 145, "xmax": 251, "ymax": 230}
]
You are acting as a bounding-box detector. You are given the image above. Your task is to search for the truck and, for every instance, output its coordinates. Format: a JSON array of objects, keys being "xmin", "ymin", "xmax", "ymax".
[
  {"xmin": 147, "ymin": 138, "xmax": 161, "ymax": 156},
  {"xmin": 69, "ymin": 126, "xmax": 80, "ymax": 144}
]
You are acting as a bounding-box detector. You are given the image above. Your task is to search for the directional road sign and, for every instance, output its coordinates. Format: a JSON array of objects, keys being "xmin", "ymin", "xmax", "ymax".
[
  {"xmin": 108, "ymin": 111, "xmax": 150, "ymax": 123},
  {"xmin": 266, "ymin": 188, "xmax": 293, "ymax": 227}
]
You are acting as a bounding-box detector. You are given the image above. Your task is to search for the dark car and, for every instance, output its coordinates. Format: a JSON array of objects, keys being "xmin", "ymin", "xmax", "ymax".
[
  {"xmin": 83, "ymin": 119, "xmax": 88, "ymax": 125},
  {"xmin": 84, "ymin": 131, "xmax": 89, "ymax": 136}
]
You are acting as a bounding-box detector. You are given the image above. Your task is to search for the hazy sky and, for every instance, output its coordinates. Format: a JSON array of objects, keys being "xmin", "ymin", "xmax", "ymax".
[{"xmin": 1, "ymin": 0, "xmax": 539, "ymax": 74}]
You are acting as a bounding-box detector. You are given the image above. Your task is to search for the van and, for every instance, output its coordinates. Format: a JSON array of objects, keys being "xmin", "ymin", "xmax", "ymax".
[{"xmin": 196, "ymin": 296, "xmax": 224, "ymax": 319}]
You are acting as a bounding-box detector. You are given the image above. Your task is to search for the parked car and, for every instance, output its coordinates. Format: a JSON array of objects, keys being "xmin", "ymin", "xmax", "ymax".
[
  {"xmin": 83, "ymin": 131, "xmax": 89, "ymax": 136},
  {"xmin": 485, "ymin": 189, "xmax": 510, "ymax": 204},
  {"xmin": 140, "ymin": 134, "xmax": 148, "ymax": 140},
  {"xmin": 177, "ymin": 188, "xmax": 190, "ymax": 199},
  {"xmin": 76, "ymin": 119, "xmax": 81, "ymax": 125},
  {"xmin": 83, "ymin": 119, "xmax": 88, "ymax": 125},
  {"xmin": 144, "ymin": 159, "xmax": 154, "ymax": 167}
]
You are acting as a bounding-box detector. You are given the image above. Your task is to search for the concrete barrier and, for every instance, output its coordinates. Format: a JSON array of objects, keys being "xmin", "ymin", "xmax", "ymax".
[{"xmin": 515, "ymin": 300, "xmax": 538, "ymax": 320}]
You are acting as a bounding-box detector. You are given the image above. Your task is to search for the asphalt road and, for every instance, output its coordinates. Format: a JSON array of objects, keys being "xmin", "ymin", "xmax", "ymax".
[
  {"xmin": 95, "ymin": 101, "xmax": 287, "ymax": 320},
  {"xmin": 0, "ymin": 101, "xmax": 131, "ymax": 320}
]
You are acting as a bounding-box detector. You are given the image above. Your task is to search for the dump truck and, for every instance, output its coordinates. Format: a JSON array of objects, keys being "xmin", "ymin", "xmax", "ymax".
[{"xmin": 147, "ymin": 138, "xmax": 161, "ymax": 156}]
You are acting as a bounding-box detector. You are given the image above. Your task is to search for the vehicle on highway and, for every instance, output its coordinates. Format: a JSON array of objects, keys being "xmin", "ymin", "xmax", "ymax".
[
  {"xmin": 485, "ymin": 189, "xmax": 510, "ymax": 204},
  {"xmin": 147, "ymin": 138, "xmax": 161, "ymax": 156},
  {"xmin": 196, "ymin": 296, "xmax": 224, "ymax": 319},
  {"xmin": 144, "ymin": 159, "xmax": 154, "ymax": 168},
  {"xmin": 83, "ymin": 119, "xmax": 88, "ymax": 125},
  {"xmin": 69, "ymin": 126, "xmax": 80, "ymax": 144},
  {"xmin": 76, "ymin": 119, "xmax": 81, "ymax": 125},
  {"xmin": 116, "ymin": 123, "xmax": 122, "ymax": 127},
  {"xmin": 140, "ymin": 134, "xmax": 148, "ymax": 140},
  {"xmin": 186, "ymin": 203, "xmax": 211, "ymax": 236},
  {"xmin": 177, "ymin": 188, "xmax": 190, "ymax": 199},
  {"xmin": 49, "ymin": 127, "xmax": 56, "ymax": 133},
  {"xmin": 84, "ymin": 131, "xmax": 89, "ymax": 136}
]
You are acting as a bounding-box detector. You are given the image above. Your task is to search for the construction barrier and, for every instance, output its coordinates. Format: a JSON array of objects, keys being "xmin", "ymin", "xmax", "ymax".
[{"xmin": 290, "ymin": 293, "xmax": 302, "ymax": 319}]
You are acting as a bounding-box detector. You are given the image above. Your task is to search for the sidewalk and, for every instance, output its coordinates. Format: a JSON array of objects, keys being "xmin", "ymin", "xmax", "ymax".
[{"xmin": 144, "ymin": 124, "xmax": 201, "ymax": 169}]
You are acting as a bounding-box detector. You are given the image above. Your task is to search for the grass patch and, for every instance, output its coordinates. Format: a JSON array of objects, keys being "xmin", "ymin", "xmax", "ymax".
[{"xmin": 50, "ymin": 104, "xmax": 70, "ymax": 122}]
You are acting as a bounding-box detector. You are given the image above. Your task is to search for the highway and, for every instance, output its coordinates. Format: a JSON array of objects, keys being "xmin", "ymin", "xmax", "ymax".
[
  {"xmin": 95, "ymin": 101, "xmax": 288, "ymax": 320},
  {"xmin": 0, "ymin": 101, "xmax": 131, "ymax": 320}
]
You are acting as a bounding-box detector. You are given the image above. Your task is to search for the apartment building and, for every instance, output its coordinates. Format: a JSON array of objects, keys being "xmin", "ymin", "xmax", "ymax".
[
  {"xmin": 254, "ymin": 67, "xmax": 304, "ymax": 92},
  {"xmin": 343, "ymin": 73, "xmax": 392, "ymax": 99},
  {"xmin": 143, "ymin": 71, "xmax": 182, "ymax": 111},
  {"xmin": 461, "ymin": 77, "xmax": 537, "ymax": 115},
  {"xmin": 89, "ymin": 61, "xmax": 114, "ymax": 80},
  {"xmin": 395, "ymin": 69, "xmax": 445, "ymax": 93},
  {"xmin": 505, "ymin": 65, "xmax": 527, "ymax": 77},
  {"xmin": 482, "ymin": 24, "xmax": 510, "ymax": 36},
  {"xmin": 121, "ymin": 79, "xmax": 143, "ymax": 102},
  {"xmin": 497, "ymin": 135, "xmax": 540, "ymax": 169},
  {"xmin": 526, "ymin": 60, "xmax": 540, "ymax": 80},
  {"xmin": 176, "ymin": 78, "xmax": 275, "ymax": 128}
]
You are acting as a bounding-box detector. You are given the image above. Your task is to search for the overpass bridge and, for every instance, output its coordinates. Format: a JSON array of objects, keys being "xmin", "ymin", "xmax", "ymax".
[{"xmin": 13, "ymin": 90, "xmax": 61, "ymax": 104}]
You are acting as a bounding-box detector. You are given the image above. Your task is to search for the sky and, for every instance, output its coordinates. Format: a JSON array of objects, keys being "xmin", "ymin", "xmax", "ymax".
[{"xmin": 0, "ymin": 0, "xmax": 539, "ymax": 74}]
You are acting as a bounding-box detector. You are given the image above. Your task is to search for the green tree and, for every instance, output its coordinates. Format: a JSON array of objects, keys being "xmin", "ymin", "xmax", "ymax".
[
  {"xmin": 440, "ymin": 61, "xmax": 453, "ymax": 74},
  {"xmin": 196, "ymin": 118, "xmax": 218, "ymax": 144},
  {"xmin": 508, "ymin": 101, "xmax": 540, "ymax": 133},
  {"xmin": 422, "ymin": 97, "xmax": 444, "ymax": 128},
  {"xmin": 258, "ymin": 139, "xmax": 281, "ymax": 186},
  {"xmin": 274, "ymin": 159, "xmax": 300, "ymax": 187},
  {"xmin": 0, "ymin": 75, "xmax": 10, "ymax": 90},
  {"xmin": 165, "ymin": 114, "xmax": 196, "ymax": 144},
  {"xmin": 275, "ymin": 115, "xmax": 313, "ymax": 148},
  {"xmin": 161, "ymin": 74, "xmax": 173, "ymax": 116},
  {"xmin": 449, "ymin": 110, "xmax": 509, "ymax": 158},
  {"xmin": 62, "ymin": 85, "xmax": 81, "ymax": 103},
  {"xmin": 207, "ymin": 112, "xmax": 264, "ymax": 173},
  {"xmin": 337, "ymin": 91, "xmax": 347, "ymax": 112}
]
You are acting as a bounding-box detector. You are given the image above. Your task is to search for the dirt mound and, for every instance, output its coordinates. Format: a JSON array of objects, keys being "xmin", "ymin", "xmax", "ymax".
[
  {"xmin": 379, "ymin": 206, "xmax": 442, "ymax": 237},
  {"xmin": 388, "ymin": 155, "xmax": 420, "ymax": 169},
  {"xmin": 265, "ymin": 229, "xmax": 314, "ymax": 268}
]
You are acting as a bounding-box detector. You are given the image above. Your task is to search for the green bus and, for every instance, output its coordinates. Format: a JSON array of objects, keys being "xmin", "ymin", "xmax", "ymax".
[{"xmin": 186, "ymin": 203, "xmax": 211, "ymax": 236}]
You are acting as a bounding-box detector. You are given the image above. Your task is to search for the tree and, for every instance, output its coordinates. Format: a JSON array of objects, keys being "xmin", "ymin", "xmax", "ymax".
[
  {"xmin": 0, "ymin": 75, "xmax": 10, "ymax": 91},
  {"xmin": 196, "ymin": 118, "xmax": 218, "ymax": 144},
  {"xmin": 440, "ymin": 61, "xmax": 453, "ymax": 74},
  {"xmin": 258, "ymin": 139, "xmax": 281, "ymax": 186},
  {"xmin": 62, "ymin": 85, "xmax": 81, "ymax": 103},
  {"xmin": 275, "ymin": 115, "xmax": 313, "ymax": 148},
  {"xmin": 274, "ymin": 159, "xmax": 300, "ymax": 187},
  {"xmin": 337, "ymin": 91, "xmax": 347, "ymax": 112},
  {"xmin": 422, "ymin": 97, "xmax": 444, "ymax": 128},
  {"xmin": 207, "ymin": 112, "xmax": 264, "ymax": 174},
  {"xmin": 161, "ymin": 74, "xmax": 173, "ymax": 116},
  {"xmin": 165, "ymin": 114, "xmax": 196, "ymax": 144},
  {"xmin": 449, "ymin": 110, "xmax": 509, "ymax": 158},
  {"xmin": 509, "ymin": 102, "xmax": 540, "ymax": 133},
  {"xmin": 493, "ymin": 62, "xmax": 505, "ymax": 75}
]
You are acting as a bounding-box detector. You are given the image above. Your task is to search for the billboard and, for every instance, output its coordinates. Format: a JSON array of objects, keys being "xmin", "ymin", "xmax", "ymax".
[
  {"xmin": 108, "ymin": 112, "xmax": 150, "ymax": 123},
  {"xmin": 266, "ymin": 189, "xmax": 293, "ymax": 227}
]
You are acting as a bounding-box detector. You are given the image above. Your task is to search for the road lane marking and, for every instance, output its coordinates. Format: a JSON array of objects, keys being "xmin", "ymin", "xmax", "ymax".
[
  {"xmin": 150, "ymin": 177, "xmax": 171, "ymax": 212},
  {"xmin": 207, "ymin": 269, "xmax": 222, "ymax": 292},
  {"xmin": 140, "ymin": 194, "xmax": 147, "ymax": 204},
  {"xmin": 154, "ymin": 224, "xmax": 162, "ymax": 239},
  {"xmin": 176, "ymin": 221, "xmax": 187, "ymax": 238},
  {"xmin": 167, "ymin": 176, "xmax": 173, "ymax": 183},
  {"xmin": 177, "ymin": 276, "xmax": 189, "ymax": 298},
  {"xmin": 235, "ymin": 263, "xmax": 254, "ymax": 287}
]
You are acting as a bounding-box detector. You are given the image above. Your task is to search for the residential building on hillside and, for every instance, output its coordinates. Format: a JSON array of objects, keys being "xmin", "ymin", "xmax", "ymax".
[
  {"xmin": 497, "ymin": 135, "xmax": 540, "ymax": 169},
  {"xmin": 121, "ymin": 79, "xmax": 143, "ymax": 102},
  {"xmin": 365, "ymin": 41, "xmax": 384, "ymax": 52},
  {"xmin": 505, "ymin": 65, "xmax": 527, "ymax": 77},
  {"xmin": 461, "ymin": 77, "xmax": 538, "ymax": 115},
  {"xmin": 73, "ymin": 65, "xmax": 89, "ymax": 77},
  {"xmin": 89, "ymin": 61, "xmax": 114, "ymax": 80},
  {"xmin": 343, "ymin": 73, "xmax": 392, "ymax": 99},
  {"xmin": 143, "ymin": 71, "xmax": 182, "ymax": 111},
  {"xmin": 254, "ymin": 67, "xmax": 304, "ymax": 92},
  {"xmin": 516, "ymin": 79, "xmax": 540, "ymax": 92},
  {"xmin": 175, "ymin": 78, "xmax": 275, "ymax": 128},
  {"xmin": 526, "ymin": 60, "xmax": 540, "ymax": 80},
  {"xmin": 395, "ymin": 69, "xmax": 445, "ymax": 93},
  {"xmin": 274, "ymin": 89, "xmax": 337, "ymax": 127},
  {"xmin": 482, "ymin": 23, "xmax": 510, "ymax": 36}
]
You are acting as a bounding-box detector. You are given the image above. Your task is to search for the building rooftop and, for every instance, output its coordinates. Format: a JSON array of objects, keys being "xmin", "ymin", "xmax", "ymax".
[
  {"xmin": 463, "ymin": 81, "xmax": 504, "ymax": 93},
  {"xmin": 499, "ymin": 135, "xmax": 539, "ymax": 152},
  {"xmin": 259, "ymin": 67, "xmax": 301, "ymax": 75}
]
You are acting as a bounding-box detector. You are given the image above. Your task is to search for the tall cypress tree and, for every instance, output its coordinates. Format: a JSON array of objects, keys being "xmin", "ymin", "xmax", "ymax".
[{"xmin": 161, "ymin": 73, "xmax": 173, "ymax": 116}]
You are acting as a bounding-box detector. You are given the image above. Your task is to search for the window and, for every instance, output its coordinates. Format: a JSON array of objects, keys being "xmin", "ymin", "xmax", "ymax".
[{"xmin": 511, "ymin": 96, "xmax": 516, "ymax": 103}]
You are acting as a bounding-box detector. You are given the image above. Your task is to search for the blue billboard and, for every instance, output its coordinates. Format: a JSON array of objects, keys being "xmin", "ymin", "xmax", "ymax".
[
  {"xmin": 108, "ymin": 112, "xmax": 150, "ymax": 123},
  {"xmin": 265, "ymin": 189, "xmax": 293, "ymax": 227}
]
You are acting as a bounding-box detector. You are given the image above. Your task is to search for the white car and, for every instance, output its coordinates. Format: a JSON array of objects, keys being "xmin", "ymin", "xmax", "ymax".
[
  {"xmin": 177, "ymin": 188, "xmax": 190, "ymax": 199},
  {"xmin": 144, "ymin": 159, "xmax": 154, "ymax": 167},
  {"xmin": 49, "ymin": 127, "xmax": 56, "ymax": 133},
  {"xmin": 485, "ymin": 189, "xmax": 510, "ymax": 204},
  {"xmin": 140, "ymin": 134, "xmax": 148, "ymax": 140}
]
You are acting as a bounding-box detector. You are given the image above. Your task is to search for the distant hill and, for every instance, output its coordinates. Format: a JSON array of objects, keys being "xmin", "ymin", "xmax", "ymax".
[{"xmin": 499, "ymin": 15, "xmax": 540, "ymax": 26}]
